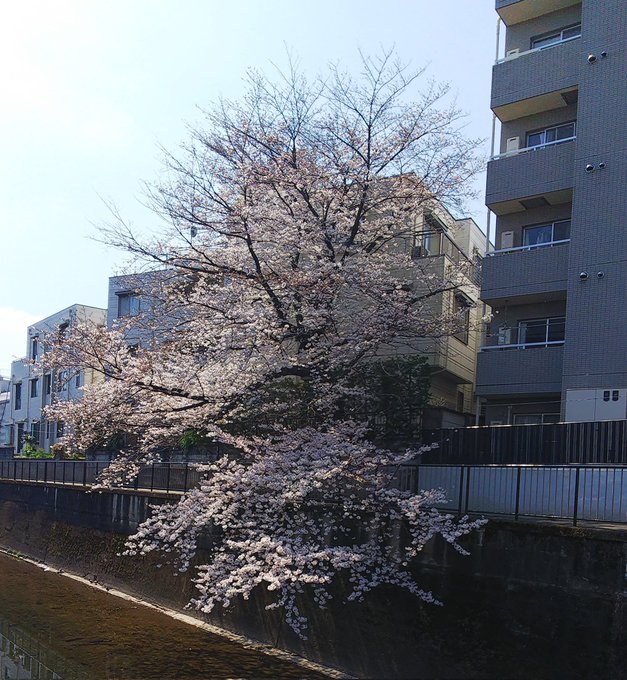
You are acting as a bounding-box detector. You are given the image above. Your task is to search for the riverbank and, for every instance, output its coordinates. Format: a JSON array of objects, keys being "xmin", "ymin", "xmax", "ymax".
[
  {"xmin": 0, "ymin": 481, "xmax": 625, "ymax": 679},
  {"xmin": 0, "ymin": 550, "xmax": 341, "ymax": 679}
]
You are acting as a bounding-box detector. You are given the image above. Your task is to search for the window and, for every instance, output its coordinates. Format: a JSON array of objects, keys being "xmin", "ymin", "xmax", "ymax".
[
  {"xmin": 43, "ymin": 373, "xmax": 52, "ymax": 395},
  {"xmin": 58, "ymin": 322, "xmax": 69, "ymax": 343},
  {"xmin": 513, "ymin": 413, "xmax": 560, "ymax": 425},
  {"xmin": 453, "ymin": 293, "xmax": 472, "ymax": 344},
  {"xmin": 517, "ymin": 317, "xmax": 565, "ymax": 348},
  {"xmin": 30, "ymin": 421, "xmax": 40, "ymax": 443},
  {"xmin": 2, "ymin": 425, "xmax": 12, "ymax": 446},
  {"xmin": 14, "ymin": 383, "xmax": 22, "ymax": 410},
  {"xmin": 31, "ymin": 336, "xmax": 39, "ymax": 361},
  {"xmin": 117, "ymin": 292, "xmax": 140, "ymax": 317},
  {"xmin": 75, "ymin": 371, "xmax": 82, "ymax": 388},
  {"xmin": 56, "ymin": 421, "xmax": 64, "ymax": 438},
  {"xmin": 531, "ymin": 23, "xmax": 581, "ymax": 50},
  {"xmin": 527, "ymin": 122, "xmax": 575, "ymax": 148},
  {"xmin": 46, "ymin": 420, "xmax": 54, "ymax": 440},
  {"xmin": 523, "ymin": 219, "xmax": 571, "ymax": 248},
  {"xmin": 16, "ymin": 423, "xmax": 24, "ymax": 452},
  {"xmin": 456, "ymin": 391, "xmax": 465, "ymax": 413},
  {"xmin": 30, "ymin": 378, "xmax": 38, "ymax": 398}
]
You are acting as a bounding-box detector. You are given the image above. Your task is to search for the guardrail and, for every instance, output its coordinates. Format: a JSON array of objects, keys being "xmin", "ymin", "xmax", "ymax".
[
  {"xmin": 495, "ymin": 34, "xmax": 581, "ymax": 64},
  {"xmin": 0, "ymin": 460, "xmax": 205, "ymax": 494},
  {"xmin": 0, "ymin": 460, "xmax": 625, "ymax": 527},
  {"xmin": 394, "ymin": 464, "xmax": 626, "ymax": 526},
  {"xmin": 486, "ymin": 239, "xmax": 570, "ymax": 256},
  {"xmin": 491, "ymin": 136, "xmax": 576, "ymax": 161}
]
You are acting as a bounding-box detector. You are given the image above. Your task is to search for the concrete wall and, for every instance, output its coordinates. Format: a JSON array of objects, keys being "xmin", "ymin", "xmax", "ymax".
[
  {"xmin": 482, "ymin": 243, "xmax": 568, "ymax": 303},
  {"xmin": 561, "ymin": 0, "xmax": 627, "ymax": 397},
  {"xmin": 477, "ymin": 345, "xmax": 564, "ymax": 396},
  {"xmin": 491, "ymin": 35, "xmax": 580, "ymax": 111},
  {"xmin": 0, "ymin": 481, "xmax": 624, "ymax": 679}
]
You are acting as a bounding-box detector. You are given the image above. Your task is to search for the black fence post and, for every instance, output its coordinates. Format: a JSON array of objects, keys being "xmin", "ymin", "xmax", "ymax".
[
  {"xmin": 183, "ymin": 463, "xmax": 189, "ymax": 492},
  {"xmin": 458, "ymin": 467, "xmax": 465, "ymax": 515},
  {"xmin": 514, "ymin": 466, "xmax": 522, "ymax": 521},
  {"xmin": 83, "ymin": 461, "xmax": 87, "ymax": 486},
  {"xmin": 150, "ymin": 464, "xmax": 155, "ymax": 492},
  {"xmin": 464, "ymin": 466, "xmax": 471, "ymax": 514},
  {"xmin": 166, "ymin": 464, "xmax": 171, "ymax": 494},
  {"xmin": 573, "ymin": 466, "xmax": 581, "ymax": 527}
]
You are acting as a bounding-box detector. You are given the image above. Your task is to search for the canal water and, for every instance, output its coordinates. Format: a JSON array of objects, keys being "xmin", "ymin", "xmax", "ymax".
[{"xmin": 0, "ymin": 553, "xmax": 329, "ymax": 680}]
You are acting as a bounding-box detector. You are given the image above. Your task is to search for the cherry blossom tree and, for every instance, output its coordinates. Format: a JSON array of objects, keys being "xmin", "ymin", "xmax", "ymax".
[{"xmin": 45, "ymin": 52, "xmax": 485, "ymax": 636}]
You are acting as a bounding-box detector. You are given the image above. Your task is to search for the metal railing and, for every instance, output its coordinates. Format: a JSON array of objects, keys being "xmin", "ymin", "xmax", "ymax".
[
  {"xmin": 481, "ymin": 318, "xmax": 565, "ymax": 351},
  {"xmin": 0, "ymin": 460, "xmax": 625, "ymax": 527},
  {"xmin": 495, "ymin": 34, "xmax": 581, "ymax": 64},
  {"xmin": 487, "ymin": 239, "xmax": 570, "ymax": 256},
  {"xmin": 394, "ymin": 464, "xmax": 627, "ymax": 526},
  {"xmin": 491, "ymin": 135, "xmax": 576, "ymax": 161},
  {"xmin": 0, "ymin": 460, "xmax": 205, "ymax": 495}
]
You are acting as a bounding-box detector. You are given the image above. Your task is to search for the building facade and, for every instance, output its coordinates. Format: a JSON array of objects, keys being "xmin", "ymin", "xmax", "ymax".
[
  {"xmin": 108, "ymin": 206, "xmax": 487, "ymax": 429},
  {"xmin": 9, "ymin": 305, "xmax": 106, "ymax": 454},
  {"xmin": 477, "ymin": 0, "xmax": 627, "ymax": 424}
]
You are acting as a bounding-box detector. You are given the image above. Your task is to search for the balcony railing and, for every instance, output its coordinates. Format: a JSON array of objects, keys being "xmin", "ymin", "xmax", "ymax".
[
  {"xmin": 481, "ymin": 318, "xmax": 565, "ymax": 351},
  {"xmin": 487, "ymin": 238, "xmax": 570, "ymax": 256},
  {"xmin": 496, "ymin": 34, "xmax": 581, "ymax": 64},
  {"xmin": 491, "ymin": 135, "xmax": 576, "ymax": 161},
  {"xmin": 413, "ymin": 230, "xmax": 482, "ymax": 286}
]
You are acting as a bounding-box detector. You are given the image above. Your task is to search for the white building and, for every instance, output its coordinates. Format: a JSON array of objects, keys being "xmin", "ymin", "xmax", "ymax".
[{"xmin": 9, "ymin": 305, "xmax": 106, "ymax": 454}]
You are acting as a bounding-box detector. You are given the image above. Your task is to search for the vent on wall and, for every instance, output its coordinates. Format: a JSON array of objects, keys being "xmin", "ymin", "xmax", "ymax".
[{"xmin": 505, "ymin": 48, "xmax": 520, "ymax": 58}]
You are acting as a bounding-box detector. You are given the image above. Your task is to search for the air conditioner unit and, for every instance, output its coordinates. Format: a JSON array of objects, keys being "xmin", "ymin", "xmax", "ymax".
[
  {"xmin": 501, "ymin": 231, "xmax": 514, "ymax": 249},
  {"xmin": 506, "ymin": 137, "xmax": 520, "ymax": 153},
  {"xmin": 506, "ymin": 48, "xmax": 520, "ymax": 58}
]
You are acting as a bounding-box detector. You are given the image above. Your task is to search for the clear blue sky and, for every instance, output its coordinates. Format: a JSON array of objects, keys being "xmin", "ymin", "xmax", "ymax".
[{"xmin": 0, "ymin": 0, "xmax": 498, "ymax": 375}]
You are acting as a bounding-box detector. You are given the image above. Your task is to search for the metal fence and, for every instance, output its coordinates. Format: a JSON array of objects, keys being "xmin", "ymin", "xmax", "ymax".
[
  {"xmin": 0, "ymin": 460, "xmax": 205, "ymax": 494},
  {"xmin": 395, "ymin": 464, "xmax": 627, "ymax": 526},
  {"xmin": 422, "ymin": 419, "xmax": 627, "ymax": 465},
  {"xmin": 0, "ymin": 460, "xmax": 625, "ymax": 527}
]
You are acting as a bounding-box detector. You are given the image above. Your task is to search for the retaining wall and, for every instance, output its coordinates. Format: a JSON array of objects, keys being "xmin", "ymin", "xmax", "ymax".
[{"xmin": 0, "ymin": 481, "xmax": 625, "ymax": 679}]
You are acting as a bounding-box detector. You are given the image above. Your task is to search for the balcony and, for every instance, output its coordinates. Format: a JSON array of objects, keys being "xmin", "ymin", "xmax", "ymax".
[
  {"xmin": 492, "ymin": 38, "xmax": 580, "ymax": 120},
  {"xmin": 482, "ymin": 240, "xmax": 568, "ymax": 303},
  {"xmin": 496, "ymin": 0, "xmax": 581, "ymax": 25},
  {"xmin": 412, "ymin": 230, "xmax": 481, "ymax": 286},
  {"xmin": 477, "ymin": 343, "xmax": 564, "ymax": 396},
  {"xmin": 486, "ymin": 138, "xmax": 575, "ymax": 214}
]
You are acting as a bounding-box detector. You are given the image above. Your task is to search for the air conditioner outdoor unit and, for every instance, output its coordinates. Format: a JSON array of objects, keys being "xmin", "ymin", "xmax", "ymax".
[{"xmin": 506, "ymin": 136, "xmax": 520, "ymax": 153}]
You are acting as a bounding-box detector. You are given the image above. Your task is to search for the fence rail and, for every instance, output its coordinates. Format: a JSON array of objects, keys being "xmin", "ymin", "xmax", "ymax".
[{"xmin": 0, "ymin": 460, "xmax": 625, "ymax": 527}]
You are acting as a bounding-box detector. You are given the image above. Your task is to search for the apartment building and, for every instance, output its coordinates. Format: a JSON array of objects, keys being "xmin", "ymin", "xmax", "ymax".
[
  {"xmin": 477, "ymin": 0, "xmax": 627, "ymax": 425},
  {"xmin": 9, "ymin": 305, "xmax": 106, "ymax": 453},
  {"xmin": 108, "ymin": 205, "xmax": 487, "ymax": 429},
  {"xmin": 412, "ymin": 210, "xmax": 487, "ymax": 428}
]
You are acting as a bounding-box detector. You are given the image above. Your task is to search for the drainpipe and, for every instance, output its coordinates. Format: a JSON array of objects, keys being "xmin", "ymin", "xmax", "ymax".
[{"xmin": 477, "ymin": 16, "xmax": 502, "ymax": 427}]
